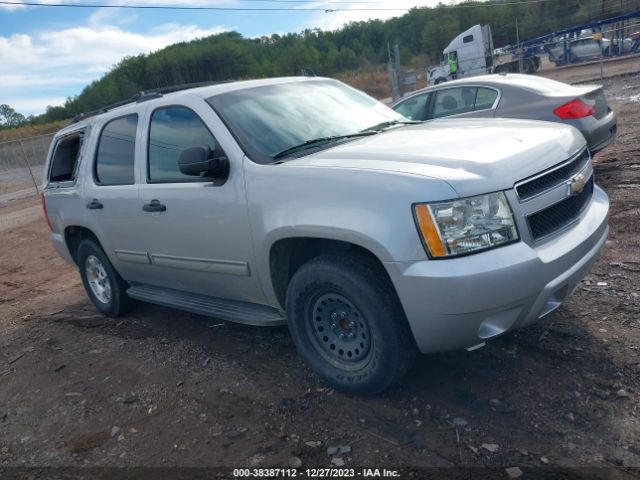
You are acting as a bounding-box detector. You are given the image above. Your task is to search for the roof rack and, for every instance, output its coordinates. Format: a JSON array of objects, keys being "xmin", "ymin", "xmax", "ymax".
[{"xmin": 70, "ymin": 80, "xmax": 231, "ymax": 124}]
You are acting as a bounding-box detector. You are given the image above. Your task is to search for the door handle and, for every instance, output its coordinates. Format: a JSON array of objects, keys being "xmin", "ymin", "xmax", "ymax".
[
  {"xmin": 86, "ymin": 199, "xmax": 103, "ymax": 210},
  {"xmin": 142, "ymin": 199, "xmax": 167, "ymax": 213}
]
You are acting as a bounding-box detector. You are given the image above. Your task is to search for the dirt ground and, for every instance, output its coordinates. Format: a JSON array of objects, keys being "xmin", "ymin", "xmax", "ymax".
[
  {"xmin": 536, "ymin": 54, "xmax": 640, "ymax": 84},
  {"xmin": 1, "ymin": 74, "xmax": 639, "ymax": 479}
]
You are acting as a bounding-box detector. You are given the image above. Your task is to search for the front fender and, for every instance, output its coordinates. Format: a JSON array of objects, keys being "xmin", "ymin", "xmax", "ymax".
[{"xmin": 243, "ymin": 158, "xmax": 458, "ymax": 307}]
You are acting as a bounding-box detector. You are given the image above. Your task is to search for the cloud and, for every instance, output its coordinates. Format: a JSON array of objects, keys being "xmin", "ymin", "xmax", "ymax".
[
  {"xmin": 9, "ymin": 97, "xmax": 69, "ymax": 113},
  {"xmin": 88, "ymin": 8, "xmax": 138, "ymax": 27},
  {"xmin": 0, "ymin": 22, "xmax": 228, "ymax": 114},
  {"xmin": 0, "ymin": 0, "xmax": 241, "ymax": 10},
  {"xmin": 302, "ymin": 0, "xmax": 446, "ymax": 31}
]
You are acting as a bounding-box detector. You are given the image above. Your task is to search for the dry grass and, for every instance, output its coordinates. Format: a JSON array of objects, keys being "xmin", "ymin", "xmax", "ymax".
[
  {"xmin": 336, "ymin": 69, "xmax": 429, "ymax": 102},
  {"xmin": 336, "ymin": 70, "xmax": 393, "ymax": 100},
  {"xmin": 0, "ymin": 120, "xmax": 69, "ymax": 143}
]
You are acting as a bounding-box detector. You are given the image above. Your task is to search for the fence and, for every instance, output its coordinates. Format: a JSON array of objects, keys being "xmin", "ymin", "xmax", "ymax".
[{"xmin": 0, "ymin": 133, "xmax": 53, "ymax": 203}]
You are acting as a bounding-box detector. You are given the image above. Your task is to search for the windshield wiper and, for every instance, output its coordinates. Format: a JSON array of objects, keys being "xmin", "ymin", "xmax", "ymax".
[
  {"xmin": 361, "ymin": 119, "xmax": 422, "ymax": 133},
  {"xmin": 272, "ymin": 132, "xmax": 377, "ymax": 160}
]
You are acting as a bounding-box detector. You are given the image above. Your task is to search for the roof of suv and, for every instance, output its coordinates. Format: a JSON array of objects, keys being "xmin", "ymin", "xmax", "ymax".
[{"xmin": 57, "ymin": 76, "xmax": 324, "ymax": 136}]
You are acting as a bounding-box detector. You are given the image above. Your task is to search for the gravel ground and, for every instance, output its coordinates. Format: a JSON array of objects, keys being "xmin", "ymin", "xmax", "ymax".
[{"xmin": 0, "ymin": 73, "xmax": 639, "ymax": 479}]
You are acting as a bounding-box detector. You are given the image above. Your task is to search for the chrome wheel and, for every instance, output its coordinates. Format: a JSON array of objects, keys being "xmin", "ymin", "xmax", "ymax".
[
  {"xmin": 85, "ymin": 255, "xmax": 112, "ymax": 304},
  {"xmin": 306, "ymin": 292, "xmax": 372, "ymax": 368}
]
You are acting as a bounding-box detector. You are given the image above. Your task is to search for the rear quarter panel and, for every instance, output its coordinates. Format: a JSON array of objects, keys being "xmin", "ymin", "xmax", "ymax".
[{"xmin": 43, "ymin": 126, "xmax": 93, "ymax": 263}]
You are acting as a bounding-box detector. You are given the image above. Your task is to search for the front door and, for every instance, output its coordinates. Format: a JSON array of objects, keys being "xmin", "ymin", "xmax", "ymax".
[{"xmin": 134, "ymin": 100, "xmax": 265, "ymax": 304}]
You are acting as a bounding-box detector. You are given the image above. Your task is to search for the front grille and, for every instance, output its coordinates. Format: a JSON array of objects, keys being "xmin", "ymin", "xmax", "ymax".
[
  {"xmin": 528, "ymin": 176, "xmax": 594, "ymax": 240},
  {"xmin": 516, "ymin": 149, "xmax": 590, "ymax": 201}
]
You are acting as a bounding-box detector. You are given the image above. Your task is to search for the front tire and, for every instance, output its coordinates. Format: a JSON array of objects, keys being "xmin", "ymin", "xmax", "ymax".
[
  {"xmin": 286, "ymin": 254, "xmax": 417, "ymax": 394},
  {"xmin": 77, "ymin": 239, "xmax": 132, "ymax": 317},
  {"xmin": 521, "ymin": 58, "xmax": 535, "ymax": 74}
]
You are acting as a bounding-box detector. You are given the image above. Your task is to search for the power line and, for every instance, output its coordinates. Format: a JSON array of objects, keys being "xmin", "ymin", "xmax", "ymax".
[{"xmin": 0, "ymin": 0, "xmax": 557, "ymax": 12}]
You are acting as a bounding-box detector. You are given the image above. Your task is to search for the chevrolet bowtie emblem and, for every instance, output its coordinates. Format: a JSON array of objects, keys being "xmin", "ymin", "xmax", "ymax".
[{"xmin": 568, "ymin": 171, "xmax": 588, "ymax": 196}]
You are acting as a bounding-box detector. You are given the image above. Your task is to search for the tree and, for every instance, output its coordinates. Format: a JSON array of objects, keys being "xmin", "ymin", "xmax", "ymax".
[
  {"xmin": 0, "ymin": 104, "xmax": 26, "ymax": 127},
  {"xmin": 24, "ymin": 0, "xmax": 640, "ymax": 124}
]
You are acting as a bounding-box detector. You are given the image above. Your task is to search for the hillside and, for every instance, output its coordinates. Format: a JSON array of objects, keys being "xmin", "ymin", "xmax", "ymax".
[
  {"xmin": 0, "ymin": 120, "xmax": 68, "ymax": 143},
  {"xmin": 19, "ymin": 0, "xmax": 640, "ymax": 124}
]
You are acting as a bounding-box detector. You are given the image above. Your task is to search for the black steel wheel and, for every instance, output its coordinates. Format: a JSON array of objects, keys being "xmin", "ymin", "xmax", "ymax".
[
  {"xmin": 286, "ymin": 254, "xmax": 418, "ymax": 394},
  {"xmin": 306, "ymin": 292, "xmax": 372, "ymax": 369}
]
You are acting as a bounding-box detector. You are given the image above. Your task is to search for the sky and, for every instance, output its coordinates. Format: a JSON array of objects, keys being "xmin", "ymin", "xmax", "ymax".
[{"xmin": 0, "ymin": 0, "xmax": 446, "ymax": 116}]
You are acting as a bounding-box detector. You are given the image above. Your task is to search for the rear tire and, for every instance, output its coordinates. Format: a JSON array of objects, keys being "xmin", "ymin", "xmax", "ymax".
[
  {"xmin": 286, "ymin": 254, "xmax": 418, "ymax": 394},
  {"xmin": 77, "ymin": 239, "xmax": 133, "ymax": 317}
]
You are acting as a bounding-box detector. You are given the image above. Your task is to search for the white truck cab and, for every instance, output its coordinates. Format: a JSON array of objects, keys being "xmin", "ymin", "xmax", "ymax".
[{"xmin": 428, "ymin": 25, "xmax": 495, "ymax": 85}]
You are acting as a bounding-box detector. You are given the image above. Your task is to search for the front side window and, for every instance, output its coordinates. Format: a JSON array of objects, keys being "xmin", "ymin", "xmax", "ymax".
[
  {"xmin": 95, "ymin": 115, "xmax": 137, "ymax": 186},
  {"xmin": 148, "ymin": 106, "xmax": 218, "ymax": 182},
  {"xmin": 393, "ymin": 93, "xmax": 430, "ymax": 121}
]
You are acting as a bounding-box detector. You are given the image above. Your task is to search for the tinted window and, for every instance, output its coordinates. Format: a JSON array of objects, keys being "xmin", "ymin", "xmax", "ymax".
[
  {"xmin": 432, "ymin": 87, "xmax": 476, "ymax": 119},
  {"xmin": 148, "ymin": 107, "xmax": 218, "ymax": 182},
  {"xmin": 393, "ymin": 92, "xmax": 430, "ymax": 121},
  {"xmin": 463, "ymin": 35, "xmax": 474, "ymax": 44},
  {"xmin": 474, "ymin": 88, "xmax": 499, "ymax": 110},
  {"xmin": 95, "ymin": 115, "xmax": 137, "ymax": 186}
]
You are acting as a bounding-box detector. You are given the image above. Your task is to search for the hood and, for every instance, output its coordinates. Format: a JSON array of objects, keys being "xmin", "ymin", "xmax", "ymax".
[{"xmin": 284, "ymin": 118, "xmax": 585, "ymax": 198}]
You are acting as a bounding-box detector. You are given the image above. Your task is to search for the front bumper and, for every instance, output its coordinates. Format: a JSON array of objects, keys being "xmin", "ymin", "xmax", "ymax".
[{"xmin": 385, "ymin": 185, "xmax": 609, "ymax": 354}]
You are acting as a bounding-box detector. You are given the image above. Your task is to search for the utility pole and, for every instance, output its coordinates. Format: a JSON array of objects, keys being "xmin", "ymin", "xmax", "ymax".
[
  {"xmin": 394, "ymin": 43, "xmax": 403, "ymax": 98},
  {"xmin": 387, "ymin": 42, "xmax": 400, "ymax": 101},
  {"xmin": 516, "ymin": 18, "xmax": 523, "ymax": 73},
  {"xmin": 598, "ymin": 26, "xmax": 604, "ymax": 81}
]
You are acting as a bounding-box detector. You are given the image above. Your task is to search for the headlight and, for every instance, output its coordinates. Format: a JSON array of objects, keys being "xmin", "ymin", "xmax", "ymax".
[{"xmin": 413, "ymin": 192, "xmax": 518, "ymax": 258}]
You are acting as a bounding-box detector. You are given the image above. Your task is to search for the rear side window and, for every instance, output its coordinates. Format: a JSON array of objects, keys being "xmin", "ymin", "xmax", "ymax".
[
  {"xmin": 95, "ymin": 115, "xmax": 138, "ymax": 186},
  {"xmin": 49, "ymin": 131, "xmax": 84, "ymax": 183},
  {"xmin": 474, "ymin": 88, "xmax": 499, "ymax": 110},
  {"xmin": 148, "ymin": 106, "xmax": 218, "ymax": 182},
  {"xmin": 463, "ymin": 35, "xmax": 474, "ymax": 44}
]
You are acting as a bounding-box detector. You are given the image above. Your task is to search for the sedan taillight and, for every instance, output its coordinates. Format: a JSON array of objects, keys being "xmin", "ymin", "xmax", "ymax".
[{"xmin": 553, "ymin": 99, "xmax": 595, "ymax": 119}]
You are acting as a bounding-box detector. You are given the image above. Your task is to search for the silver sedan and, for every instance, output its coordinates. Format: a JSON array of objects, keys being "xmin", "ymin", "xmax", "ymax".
[{"xmin": 391, "ymin": 73, "xmax": 617, "ymax": 153}]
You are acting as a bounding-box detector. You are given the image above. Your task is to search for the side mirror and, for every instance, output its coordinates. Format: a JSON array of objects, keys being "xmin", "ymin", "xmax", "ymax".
[{"xmin": 178, "ymin": 145, "xmax": 229, "ymax": 180}]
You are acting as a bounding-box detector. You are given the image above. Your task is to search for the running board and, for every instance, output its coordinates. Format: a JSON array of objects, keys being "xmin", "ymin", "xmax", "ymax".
[{"xmin": 126, "ymin": 284, "xmax": 286, "ymax": 326}]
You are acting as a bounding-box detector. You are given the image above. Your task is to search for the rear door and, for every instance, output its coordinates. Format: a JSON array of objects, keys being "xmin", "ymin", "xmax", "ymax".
[
  {"xmin": 427, "ymin": 86, "xmax": 499, "ymax": 120},
  {"xmin": 82, "ymin": 111, "xmax": 146, "ymax": 281},
  {"xmin": 134, "ymin": 97, "xmax": 264, "ymax": 303}
]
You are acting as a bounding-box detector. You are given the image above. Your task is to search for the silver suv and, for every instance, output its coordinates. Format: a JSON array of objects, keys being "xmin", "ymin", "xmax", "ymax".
[{"xmin": 42, "ymin": 77, "xmax": 609, "ymax": 394}]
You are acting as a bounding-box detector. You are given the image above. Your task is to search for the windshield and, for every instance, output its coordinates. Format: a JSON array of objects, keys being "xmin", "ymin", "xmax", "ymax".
[{"xmin": 207, "ymin": 79, "xmax": 405, "ymax": 164}]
